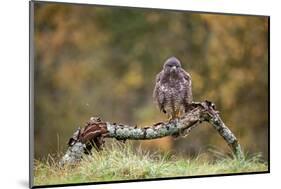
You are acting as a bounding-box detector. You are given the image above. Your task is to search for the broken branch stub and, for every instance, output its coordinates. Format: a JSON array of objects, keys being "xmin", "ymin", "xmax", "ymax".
[{"xmin": 59, "ymin": 101, "xmax": 243, "ymax": 166}]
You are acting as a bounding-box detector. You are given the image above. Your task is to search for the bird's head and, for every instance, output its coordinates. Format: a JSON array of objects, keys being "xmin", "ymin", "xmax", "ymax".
[{"xmin": 163, "ymin": 56, "xmax": 182, "ymax": 75}]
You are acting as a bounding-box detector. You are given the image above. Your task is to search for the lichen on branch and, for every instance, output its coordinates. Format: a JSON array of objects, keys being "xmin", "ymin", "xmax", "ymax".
[{"xmin": 59, "ymin": 100, "xmax": 243, "ymax": 166}]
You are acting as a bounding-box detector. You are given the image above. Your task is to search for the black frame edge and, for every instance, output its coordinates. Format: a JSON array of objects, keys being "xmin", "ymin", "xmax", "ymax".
[
  {"xmin": 29, "ymin": 1, "xmax": 35, "ymax": 188},
  {"xmin": 32, "ymin": 171, "xmax": 269, "ymax": 188},
  {"xmin": 33, "ymin": 0, "xmax": 270, "ymax": 18},
  {"xmin": 29, "ymin": 1, "xmax": 270, "ymax": 188}
]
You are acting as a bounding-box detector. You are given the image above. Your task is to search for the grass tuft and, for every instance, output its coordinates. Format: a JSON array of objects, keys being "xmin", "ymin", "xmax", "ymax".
[{"xmin": 34, "ymin": 142, "xmax": 268, "ymax": 186}]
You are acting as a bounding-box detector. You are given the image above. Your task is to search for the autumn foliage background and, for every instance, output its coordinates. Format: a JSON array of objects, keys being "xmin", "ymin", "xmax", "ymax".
[{"xmin": 33, "ymin": 2, "xmax": 268, "ymax": 161}]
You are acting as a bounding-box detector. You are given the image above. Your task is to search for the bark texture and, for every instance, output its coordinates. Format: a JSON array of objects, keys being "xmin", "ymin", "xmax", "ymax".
[{"xmin": 59, "ymin": 101, "xmax": 243, "ymax": 166}]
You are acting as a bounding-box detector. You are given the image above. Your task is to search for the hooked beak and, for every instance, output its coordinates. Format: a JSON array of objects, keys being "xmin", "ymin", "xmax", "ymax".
[{"xmin": 171, "ymin": 66, "xmax": 177, "ymax": 72}]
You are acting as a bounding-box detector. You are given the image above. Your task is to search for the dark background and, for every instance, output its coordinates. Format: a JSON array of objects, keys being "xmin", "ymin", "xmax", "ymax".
[{"xmin": 34, "ymin": 2, "xmax": 268, "ymax": 160}]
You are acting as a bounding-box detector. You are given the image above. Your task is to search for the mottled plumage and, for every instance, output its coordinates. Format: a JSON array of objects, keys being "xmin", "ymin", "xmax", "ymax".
[{"xmin": 153, "ymin": 57, "xmax": 192, "ymax": 119}]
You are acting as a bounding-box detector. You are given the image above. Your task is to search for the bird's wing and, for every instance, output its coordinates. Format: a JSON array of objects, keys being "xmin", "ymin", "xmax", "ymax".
[
  {"xmin": 181, "ymin": 68, "xmax": 193, "ymax": 103},
  {"xmin": 155, "ymin": 71, "xmax": 162, "ymax": 83},
  {"xmin": 181, "ymin": 68, "xmax": 191, "ymax": 81},
  {"xmin": 153, "ymin": 71, "xmax": 163, "ymax": 102}
]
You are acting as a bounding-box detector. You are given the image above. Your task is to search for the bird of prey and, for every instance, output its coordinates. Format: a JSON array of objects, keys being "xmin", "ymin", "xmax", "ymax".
[{"xmin": 153, "ymin": 57, "xmax": 192, "ymax": 120}]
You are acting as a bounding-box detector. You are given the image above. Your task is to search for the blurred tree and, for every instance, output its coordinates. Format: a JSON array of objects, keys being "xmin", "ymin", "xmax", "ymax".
[{"xmin": 33, "ymin": 3, "xmax": 268, "ymax": 160}]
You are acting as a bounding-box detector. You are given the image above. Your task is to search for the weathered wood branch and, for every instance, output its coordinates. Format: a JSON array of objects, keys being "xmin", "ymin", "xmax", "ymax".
[{"xmin": 59, "ymin": 101, "xmax": 243, "ymax": 165}]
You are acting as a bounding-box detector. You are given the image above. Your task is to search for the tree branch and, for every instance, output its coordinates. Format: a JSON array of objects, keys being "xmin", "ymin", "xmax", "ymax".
[{"xmin": 59, "ymin": 101, "xmax": 243, "ymax": 166}]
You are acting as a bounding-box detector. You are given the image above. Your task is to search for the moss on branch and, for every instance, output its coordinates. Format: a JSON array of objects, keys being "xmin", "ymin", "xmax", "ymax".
[{"xmin": 59, "ymin": 100, "xmax": 243, "ymax": 166}]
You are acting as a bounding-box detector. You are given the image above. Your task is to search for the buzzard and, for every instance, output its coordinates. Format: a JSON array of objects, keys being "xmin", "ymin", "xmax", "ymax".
[{"xmin": 153, "ymin": 57, "xmax": 192, "ymax": 120}]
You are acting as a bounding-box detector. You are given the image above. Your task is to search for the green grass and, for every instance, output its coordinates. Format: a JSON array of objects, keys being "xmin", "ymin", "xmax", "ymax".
[{"xmin": 34, "ymin": 143, "xmax": 268, "ymax": 186}]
